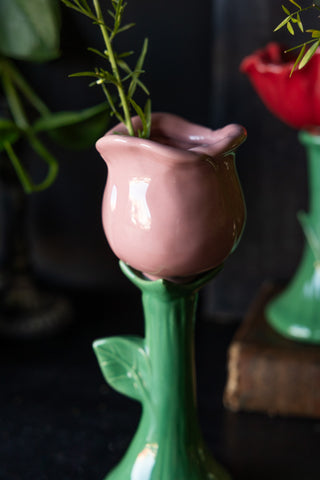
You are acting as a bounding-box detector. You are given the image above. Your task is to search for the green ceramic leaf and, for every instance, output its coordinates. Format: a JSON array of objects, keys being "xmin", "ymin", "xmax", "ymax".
[
  {"xmin": 0, "ymin": 0, "xmax": 61, "ymax": 61},
  {"xmin": 0, "ymin": 119, "xmax": 21, "ymax": 151},
  {"xmin": 33, "ymin": 103, "xmax": 111, "ymax": 150},
  {"xmin": 93, "ymin": 336, "xmax": 151, "ymax": 402}
]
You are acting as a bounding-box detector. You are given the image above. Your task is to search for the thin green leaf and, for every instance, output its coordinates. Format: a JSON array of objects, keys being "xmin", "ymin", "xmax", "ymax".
[
  {"xmin": 129, "ymin": 97, "xmax": 151, "ymax": 138},
  {"xmin": 299, "ymin": 40, "xmax": 320, "ymax": 69},
  {"xmin": 274, "ymin": 16, "xmax": 291, "ymax": 32},
  {"xmin": 117, "ymin": 51, "xmax": 134, "ymax": 58},
  {"xmin": 69, "ymin": 71, "xmax": 100, "ymax": 78},
  {"xmin": 101, "ymin": 84, "xmax": 124, "ymax": 123},
  {"xmin": 144, "ymin": 98, "xmax": 152, "ymax": 138},
  {"xmin": 307, "ymin": 29, "xmax": 320, "ymax": 38},
  {"xmin": 285, "ymin": 39, "xmax": 316, "ymax": 52},
  {"xmin": 290, "ymin": 43, "xmax": 306, "ymax": 76},
  {"xmin": 117, "ymin": 59, "xmax": 132, "ymax": 75},
  {"xmin": 296, "ymin": 13, "xmax": 304, "ymax": 32},
  {"xmin": 33, "ymin": 103, "xmax": 111, "ymax": 150},
  {"xmin": 98, "ymin": 70, "xmax": 118, "ymax": 84},
  {"xmin": 60, "ymin": 0, "xmax": 75, "ymax": 6},
  {"xmin": 3, "ymin": 141, "xmax": 35, "ymax": 193},
  {"xmin": 287, "ymin": 21, "xmax": 295, "ymax": 35},
  {"xmin": 77, "ymin": 0, "xmax": 94, "ymax": 14},
  {"xmin": 107, "ymin": 8, "xmax": 115, "ymax": 19},
  {"xmin": 87, "ymin": 47, "xmax": 108, "ymax": 59},
  {"xmin": 2, "ymin": 59, "xmax": 50, "ymax": 117},
  {"xmin": 282, "ymin": 5, "xmax": 291, "ymax": 15},
  {"xmin": 289, "ymin": 0, "xmax": 301, "ymax": 9},
  {"xmin": 61, "ymin": 0, "xmax": 95, "ymax": 19},
  {"xmin": 33, "ymin": 103, "xmax": 108, "ymax": 132},
  {"xmin": 128, "ymin": 38, "xmax": 149, "ymax": 98},
  {"xmin": 117, "ymin": 23, "xmax": 135, "ymax": 34},
  {"xmin": 111, "ymin": 0, "xmax": 126, "ymax": 36},
  {"xmin": 135, "ymin": 78, "xmax": 150, "ymax": 96},
  {"xmin": 27, "ymin": 133, "xmax": 59, "ymax": 191},
  {"xmin": 1, "ymin": 70, "xmax": 29, "ymax": 130},
  {"xmin": 3, "ymin": 135, "xmax": 58, "ymax": 194},
  {"xmin": 0, "ymin": 119, "xmax": 20, "ymax": 151},
  {"xmin": 129, "ymin": 97, "xmax": 146, "ymax": 130},
  {"xmin": 73, "ymin": 0, "xmax": 84, "ymax": 8}
]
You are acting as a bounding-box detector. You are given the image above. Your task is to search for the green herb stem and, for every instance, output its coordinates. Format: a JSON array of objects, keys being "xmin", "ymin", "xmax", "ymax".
[
  {"xmin": 93, "ymin": 0, "xmax": 134, "ymax": 136},
  {"xmin": 27, "ymin": 133, "xmax": 59, "ymax": 190},
  {"xmin": 8, "ymin": 61, "xmax": 50, "ymax": 117},
  {"xmin": 1, "ymin": 62, "xmax": 58, "ymax": 193},
  {"xmin": 4, "ymin": 134, "xmax": 58, "ymax": 194},
  {"xmin": 3, "ymin": 141, "xmax": 34, "ymax": 192},
  {"xmin": 0, "ymin": 58, "xmax": 50, "ymax": 118},
  {"xmin": 1, "ymin": 70, "xmax": 29, "ymax": 131}
]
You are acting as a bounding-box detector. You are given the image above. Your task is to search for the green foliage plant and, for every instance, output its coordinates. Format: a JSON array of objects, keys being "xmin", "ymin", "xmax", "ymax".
[
  {"xmin": 0, "ymin": 0, "xmax": 111, "ymax": 193},
  {"xmin": 274, "ymin": 0, "xmax": 320, "ymax": 75},
  {"xmin": 60, "ymin": 0, "xmax": 151, "ymax": 138}
]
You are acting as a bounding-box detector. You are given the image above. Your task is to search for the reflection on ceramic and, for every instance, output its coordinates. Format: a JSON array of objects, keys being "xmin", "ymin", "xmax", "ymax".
[
  {"xmin": 93, "ymin": 262, "xmax": 231, "ymax": 480},
  {"xmin": 96, "ymin": 112, "xmax": 247, "ymax": 281},
  {"xmin": 241, "ymin": 42, "xmax": 320, "ymax": 129}
]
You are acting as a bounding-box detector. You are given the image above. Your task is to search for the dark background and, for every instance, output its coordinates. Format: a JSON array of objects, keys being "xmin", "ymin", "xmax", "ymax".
[{"xmin": 0, "ymin": 0, "xmax": 307, "ymax": 315}]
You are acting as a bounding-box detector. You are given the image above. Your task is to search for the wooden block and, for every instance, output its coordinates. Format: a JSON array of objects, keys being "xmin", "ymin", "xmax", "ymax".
[{"xmin": 223, "ymin": 283, "xmax": 320, "ymax": 418}]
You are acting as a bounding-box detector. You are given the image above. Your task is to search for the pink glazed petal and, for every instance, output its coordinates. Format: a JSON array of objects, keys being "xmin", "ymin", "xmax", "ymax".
[{"xmin": 96, "ymin": 113, "xmax": 246, "ymax": 281}]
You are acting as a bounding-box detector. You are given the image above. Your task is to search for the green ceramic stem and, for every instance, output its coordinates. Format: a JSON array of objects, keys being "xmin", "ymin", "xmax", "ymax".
[
  {"xmin": 305, "ymin": 132, "xmax": 320, "ymax": 213},
  {"xmin": 143, "ymin": 286, "xmax": 198, "ymax": 440},
  {"xmin": 266, "ymin": 130, "xmax": 320, "ymax": 343},
  {"xmin": 93, "ymin": 262, "xmax": 230, "ymax": 480}
]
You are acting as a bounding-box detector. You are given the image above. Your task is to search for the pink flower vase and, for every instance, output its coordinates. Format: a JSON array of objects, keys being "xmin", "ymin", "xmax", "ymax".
[
  {"xmin": 96, "ymin": 112, "xmax": 247, "ymax": 281},
  {"xmin": 93, "ymin": 113, "xmax": 246, "ymax": 480}
]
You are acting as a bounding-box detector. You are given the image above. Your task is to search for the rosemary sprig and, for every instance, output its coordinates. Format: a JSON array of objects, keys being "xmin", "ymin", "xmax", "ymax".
[
  {"xmin": 61, "ymin": 0, "xmax": 151, "ymax": 138},
  {"xmin": 274, "ymin": 1, "xmax": 320, "ymax": 75}
]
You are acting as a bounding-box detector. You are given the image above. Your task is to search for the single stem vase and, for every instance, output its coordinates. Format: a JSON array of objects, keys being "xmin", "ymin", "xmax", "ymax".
[
  {"xmin": 94, "ymin": 261, "xmax": 230, "ymax": 480},
  {"xmin": 267, "ymin": 129, "xmax": 320, "ymax": 343},
  {"xmin": 94, "ymin": 112, "xmax": 247, "ymax": 479}
]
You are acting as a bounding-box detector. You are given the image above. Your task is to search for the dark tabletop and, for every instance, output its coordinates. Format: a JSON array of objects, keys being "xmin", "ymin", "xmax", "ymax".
[{"xmin": 0, "ymin": 286, "xmax": 319, "ymax": 480}]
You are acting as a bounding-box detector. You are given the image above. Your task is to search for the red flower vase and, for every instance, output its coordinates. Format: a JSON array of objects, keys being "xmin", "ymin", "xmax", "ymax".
[{"xmin": 242, "ymin": 42, "xmax": 320, "ymax": 343}]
